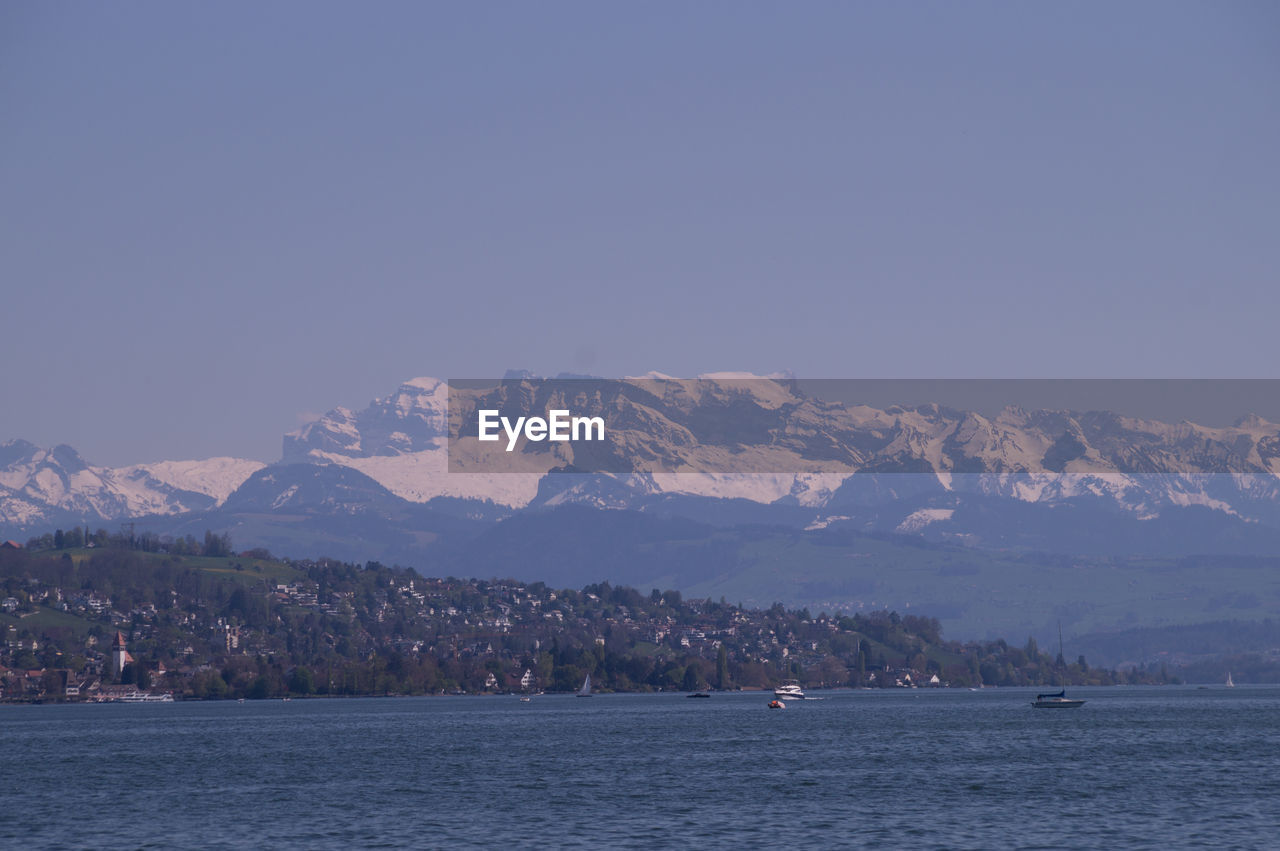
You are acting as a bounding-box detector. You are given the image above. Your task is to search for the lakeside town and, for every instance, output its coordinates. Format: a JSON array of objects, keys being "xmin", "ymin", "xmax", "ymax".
[{"xmin": 1, "ymin": 529, "xmax": 1163, "ymax": 703}]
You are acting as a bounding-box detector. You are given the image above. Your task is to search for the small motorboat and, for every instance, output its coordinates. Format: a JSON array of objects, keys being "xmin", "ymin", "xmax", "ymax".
[
  {"xmin": 686, "ymin": 692, "xmax": 711, "ymax": 699},
  {"xmin": 773, "ymin": 680, "xmax": 806, "ymax": 700},
  {"xmin": 767, "ymin": 699, "xmax": 785, "ymax": 709}
]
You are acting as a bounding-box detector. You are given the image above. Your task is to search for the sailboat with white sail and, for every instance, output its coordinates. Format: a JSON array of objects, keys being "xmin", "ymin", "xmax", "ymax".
[{"xmin": 576, "ymin": 674, "xmax": 593, "ymax": 697}]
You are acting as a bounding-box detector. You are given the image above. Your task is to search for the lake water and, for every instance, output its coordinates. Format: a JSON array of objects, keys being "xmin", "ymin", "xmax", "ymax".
[{"xmin": 4, "ymin": 686, "xmax": 1279, "ymax": 849}]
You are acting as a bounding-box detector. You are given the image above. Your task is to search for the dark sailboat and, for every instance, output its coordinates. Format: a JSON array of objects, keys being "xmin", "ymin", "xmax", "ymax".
[{"xmin": 1033, "ymin": 623, "xmax": 1085, "ymax": 708}]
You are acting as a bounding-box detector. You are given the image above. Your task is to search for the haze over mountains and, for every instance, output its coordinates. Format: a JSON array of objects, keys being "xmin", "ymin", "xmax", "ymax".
[{"xmin": 5, "ymin": 375, "xmax": 1280, "ymax": 647}]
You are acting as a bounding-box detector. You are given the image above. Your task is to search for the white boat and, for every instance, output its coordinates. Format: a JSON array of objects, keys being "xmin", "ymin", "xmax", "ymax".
[
  {"xmin": 1226, "ymin": 672, "xmax": 1235, "ymax": 688},
  {"xmin": 576, "ymin": 674, "xmax": 593, "ymax": 697},
  {"xmin": 773, "ymin": 680, "xmax": 806, "ymax": 700},
  {"xmin": 117, "ymin": 690, "xmax": 174, "ymax": 703}
]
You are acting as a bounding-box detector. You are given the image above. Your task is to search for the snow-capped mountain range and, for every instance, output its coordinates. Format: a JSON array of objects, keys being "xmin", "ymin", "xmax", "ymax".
[
  {"xmin": 5, "ymin": 374, "xmax": 1280, "ymax": 537},
  {"xmin": 0, "ymin": 439, "xmax": 264, "ymax": 529}
]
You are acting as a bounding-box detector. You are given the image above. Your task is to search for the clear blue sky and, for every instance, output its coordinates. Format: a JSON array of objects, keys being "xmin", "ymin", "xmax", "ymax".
[{"xmin": 2, "ymin": 2, "xmax": 1277, "ymax": 465}]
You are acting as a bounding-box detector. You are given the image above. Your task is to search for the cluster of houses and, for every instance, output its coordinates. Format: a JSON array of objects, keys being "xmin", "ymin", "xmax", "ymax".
[
  {"xmin": 2, "ymin": 553, "xmax": 958, "ymax": 700},
  {"xmin": 0, "ymin": 631, "xmax": 166, "ymax": 702}
]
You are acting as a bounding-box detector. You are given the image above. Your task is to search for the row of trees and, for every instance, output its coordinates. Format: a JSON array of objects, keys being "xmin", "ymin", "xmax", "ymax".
[{"xmin": 26, "ymin": 527, "xmax": 237, "ymax": 558}]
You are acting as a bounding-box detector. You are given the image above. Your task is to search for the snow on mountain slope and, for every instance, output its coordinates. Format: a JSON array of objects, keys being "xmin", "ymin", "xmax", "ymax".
[
  {"xmin": 286, "ymin": 377, "xmax": 855, "ymax": 508},
  {"xmin": 0, "ymin": 485, "xmax": 50, "ymax": 527},
  {"xmin": 896, "ymin": 508, "xmax": 955, "ymax": 533},
  {"xmin": 284, "ymin": 377, "xmax": 448, "ymax": 461},
  {"xmin": 0, "ymin": 439, "xmax": 263, "ymax": 528},
  {"xmin": 646, "ymin": 472, "xmax": 849, "ymax": 506},
  {"xmin": 309, "ymin": 447, "xmax": 541, "ymax": 508},
  {"xmin": 8, "ymin": 376, "xmax": 1280, "ymax": 536},
  {"xmin": 122, "ymin": 458, "xmax": 267, "ymax": 505},
  {"xmin": 273, "ymin": 376, "xmax": 1280, "ymax": 525},
  {"xmin": 285, "ymin": 376, "xmax": 540, "ymax": 507}
]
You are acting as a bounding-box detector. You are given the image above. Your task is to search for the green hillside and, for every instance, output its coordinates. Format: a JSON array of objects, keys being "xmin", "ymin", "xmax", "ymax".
[
  {"xmin": 452, "ymin": 509, "xmax": 1280, "ymax": 644},
  {"xmin": 681, "ymin": 536, "xmax": 1280, "ymax": 643}
]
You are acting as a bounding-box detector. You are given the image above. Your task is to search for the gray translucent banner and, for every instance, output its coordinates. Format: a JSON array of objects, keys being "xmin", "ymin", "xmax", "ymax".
[{"xmin": 447, "ymin": 378, "xmax": 1280, "ymax": 475}]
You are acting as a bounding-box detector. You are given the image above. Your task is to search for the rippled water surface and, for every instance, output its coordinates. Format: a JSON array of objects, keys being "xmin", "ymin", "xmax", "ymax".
[{"xmin": 4, "ymin": 686, "xmax": 1279, "ymax": 848}]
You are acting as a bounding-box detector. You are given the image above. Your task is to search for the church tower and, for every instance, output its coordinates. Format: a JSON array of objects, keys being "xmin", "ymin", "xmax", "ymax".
[{"xmin": 111, "ymin": 631, "xmax": 131, "ymax": 676}]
